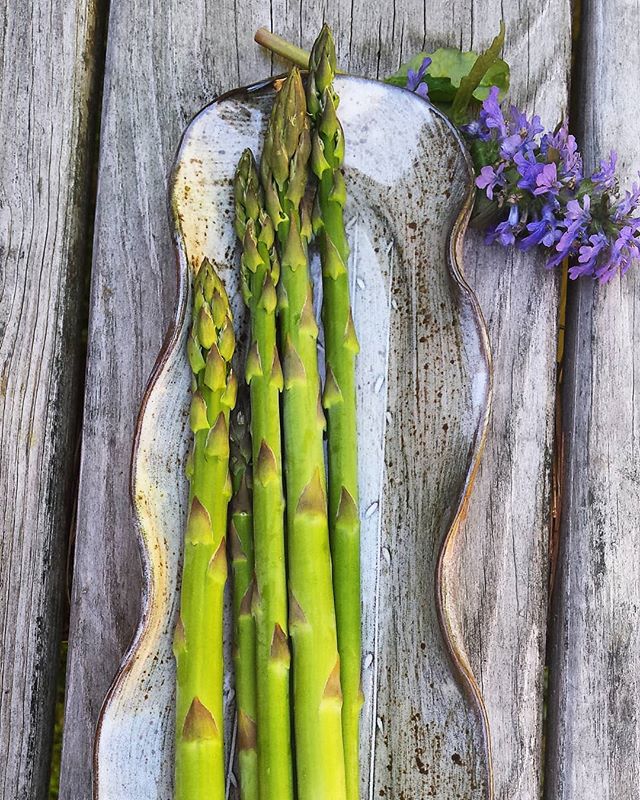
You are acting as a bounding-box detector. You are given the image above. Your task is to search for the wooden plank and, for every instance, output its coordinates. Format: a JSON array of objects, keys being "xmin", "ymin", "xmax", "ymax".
[
  {"xmin": 546, "ymin": 3, "xmax": 640, "ymax": 798},
  {"xmin": 62, "ymin": 2, "xmax": 569, "ymax": 797},
  {"xmin": 0, "ymin": 2, "xmax": 104, "ymax": 799},
  {"xmin": 450, "ymin": 8, "xmax": 572, "ymax": 800}
]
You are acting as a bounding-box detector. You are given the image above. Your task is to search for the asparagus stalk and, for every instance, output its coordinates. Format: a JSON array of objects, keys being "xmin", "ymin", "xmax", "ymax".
[
  {"xmin": 234, "ymin": 150, "xmax": 293, "ymax": 800},
  {"xmin": 307, "ymin": 26, "xmax": 362, "ymax": 800},
  {"xmin": 234, "ymin": 149, "xmax": 294, "ymax": 800},
  {"xmin": 260, "ymin": 67, "xmax": 347, "ymax": 800},
  {"xmin": 229, "ymin": 397, "xmax": 258, "ymax": 800},
  {"xmin": 174, "ymin": 258, "xmax": 237, "ymax": 800}
]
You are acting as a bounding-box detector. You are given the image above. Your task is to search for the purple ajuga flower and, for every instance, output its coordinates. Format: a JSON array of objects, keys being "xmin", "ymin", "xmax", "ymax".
[
  {"xmin": 542, "ymin": 196, "xmax": 592, "ymax": 269},
  {"xmin": 479, "ymin": 86, "xmax": 507, "ymax": 138},
  {"xmin": 461, "ymin": 119, "xmax": 484, "ymax": 139},
  {"xmin": 534, "ymin": 162, "xmax": 562, "ymax": 196},
  {"xmin": 476, "ymin": 163, "xmax": 505, "ymax": 200},
  {"xmin": 595, "ymin": 225, "xmax": 640, "ymax": 281},
  {"xmin": 557, "ymin": 195, "xmax": 591, "ymax": 252},
  {"xmin": 572, "ymin": 232, "xmax": 609, "ymax": 279},
  {"xmin": 614, "ymin": 175, "xmax": 640, "ymax": 219},
  {"xmin": 545, "ymin": 245, "xmax": 571, "ymax": 269},
  {"xmin": 486, "ymin": 204, "xmax": 519, "ymax": 246},
  {"xmin": 520, "ymin": 204, "xmax": 561, "ymax": 250},
  {"xmin": 464, "ymin": 85, "xmax": 640, "ymax": 280},
  {"xmin": 509, "ymin": 106, "xmax": 544, "ymax": 142},
  {"xmin": 613, "ymin": 224, "xmax": 640, "ymax": 256},
  {"xmin": 514, "ymin": 150, "xmax": 545, "ymax": 192},
  {"xmin": 499, "ymin": 133, "xmax": 525, "ymax": 159},
  {"xmin": 504, "ymin": 106, "xmax": 544, "ymax": 157},
  {"xmin": 541, "ymin": 123, "xmax": 583, "ymax": 185},
  {"xmin": 407, "ymin": 56, "xmax": 431, "ymax": 100},
  {"xmin": 592, "ymin": 151, "xmax": 618, "ymax": 192}
]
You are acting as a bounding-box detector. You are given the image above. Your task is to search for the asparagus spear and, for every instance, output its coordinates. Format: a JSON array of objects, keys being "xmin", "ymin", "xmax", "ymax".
[
  {"xmin": 229, "ymin": 398, "xmax": 258, "ymax": 800},
  {"xmin": 174, "ymin": 258, "xmax": 237, "ymax": 800},
  {"xmin": 307, "ymin": 26, "xmax": 362, "ymax": 800},
  {"xmin": 234, "ymin": 149, "xmax": 294, "ymax": 800},
  {"xmin": 260, "ymin": 67, "xmax": 347, "ymax": 800}
]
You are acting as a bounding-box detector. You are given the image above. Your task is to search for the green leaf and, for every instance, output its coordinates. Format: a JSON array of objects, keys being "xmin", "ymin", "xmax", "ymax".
[
  {"xmin": 385, "ymin": 33, "xmax": 509, "ymax": 105},
  {"xmin": 475, "ymin": 58, "xmax": 510, "ymax": 101},
  {"xmin": 469, "ymin": 138, "xmax": 501, "ymax": 172},
  {"xmin": 450, "ymin": 21, "xmax": 506, "ymax": 123}
]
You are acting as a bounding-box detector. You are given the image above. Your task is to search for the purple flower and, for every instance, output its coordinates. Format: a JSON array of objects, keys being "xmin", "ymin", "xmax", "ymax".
[
  {"xmin": 543, "ymin": 196, "xmax": 592, "ymax": 269},
  {"xmin": 476, "ymin": 164, "xmax": 505, "ymax": 200},
  {"xmin": 520, "ymin": 204, "xmax": 561, "ymax": 250},
  {"xmin": 407, "ymin": 56, "xmax": 431, "ymax": 100},
  {"xmin": 595, "ymin": 225, "xmax": 640, "ymax": 281},
  {"xmin": 508, "ymin": 106, "xmax": 544, "ymax": 143},
  {"xmin": 464, "ymin": 86, "xmax": 640, "ymax": 280},
  {"xmin": 572, "ymin": 232, "xmax": 609, "ymax": 278},
  {"xmin": 500, "ymin": 133, "xmax": 525, "ymax": 159},
  {"xmin": 478, "ymin": 86, "xmax": 507, "ymax": 138},
  {"xmin": 514, "ymin": 150, "xmax": 545, "ymax": 192},
  {"xmin": 614, "ymin": 176, "xmax": 640, "ymax": 219},
  {"xmin": 534, "ymin": 162, "xmax": 561, "ymax": 196},
  {"xmin": 557, "ymin": 195, "xmax": 591, "ymax": 252},
  {"xmin": 504, "ymin": 106, "xmax": 543, "ymax": 157},
  {"xmin": 592, "ymin": 151, "xmax": 618, "ymax": 191},
  {"xmin": 545, "ymin": 247, "xmax": 571, "ymax": 270},
  {"xmin": 487, "ymin": 220, "xmax": 516, "ymax": 246},
  {"xmin": 541, "ymin": 123, "xmax": 582, "ymax": 183},
  {"xmin": 461, "ymin": 119, "xmax": 484, "ymax": 138},
  {"xmin": 613, "ymin": 224, "xmax": 639, "ymax": 255},
  {"xmin": 486, "ymin": 204, "xmax": 519, "ymax": 246}
]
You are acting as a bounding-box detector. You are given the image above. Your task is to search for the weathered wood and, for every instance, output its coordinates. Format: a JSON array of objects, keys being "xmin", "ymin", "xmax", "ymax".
[
  {"xmin": 63, "ymin": 2, "xmax": 569, "ymax": 798},
  {"xmin": 434, "ymin": 7, "xmax": 571, "ymax": 800},
  {"xmin": 0, "ymin": 2, "xmax": 103, "ymax": 798},
  {"xmin": 546, "ymin": 3, "xmax": 640, "ymax": 798}
]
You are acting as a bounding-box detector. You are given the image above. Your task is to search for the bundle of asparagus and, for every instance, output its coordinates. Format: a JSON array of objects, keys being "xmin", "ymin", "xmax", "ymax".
[{"xmin": 175, "ymin": 25, "xmax": 360, "ymax": 800}]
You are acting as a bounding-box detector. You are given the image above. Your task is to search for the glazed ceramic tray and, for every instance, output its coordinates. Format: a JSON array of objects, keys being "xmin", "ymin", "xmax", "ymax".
[{"xmin": 94, "ymin": 75, "xmax": 493, "ymax": 799}]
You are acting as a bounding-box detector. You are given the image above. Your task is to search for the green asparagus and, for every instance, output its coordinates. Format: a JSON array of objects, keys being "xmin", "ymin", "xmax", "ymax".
[
  {"xmin": 307, "ymin": 25, "xmax": 362, "ymax": 800},
  {"xmin": 234, "ymin": 149, "xmax": 294, "ymax": 800},
  {"xmin": 260, "ymin": 67, "xmax": 347, "ymax": 800},
  {"xmin": 174, "ymin": 257, "xmax": 237, "ymax": 800},
  {"xmin": 229, "ymin": 397, "xmax": 258, "ymax": 800}
]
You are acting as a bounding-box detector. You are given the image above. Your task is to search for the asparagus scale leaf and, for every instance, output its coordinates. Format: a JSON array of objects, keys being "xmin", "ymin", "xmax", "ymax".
[
  {"xmin": 307, "ymin": 25, "xmax": 363, "ymax": 800},
  {"xmin": 174, "ymin": 258, "xmax": 237, "ymax": 800},
  {"xmin": 234, "ymin": 149, "xmax": 294, "ymax": 800},
  {"xmin": 229, "ymin": 397, "xmax": 258, "ymax": 800},
  {"xmin": 260, "ymin": 68, "xmax": 347, "ymax": 800}
]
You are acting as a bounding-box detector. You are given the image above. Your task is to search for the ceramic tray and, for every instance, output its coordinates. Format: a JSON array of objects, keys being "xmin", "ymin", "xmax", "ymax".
[{"xmin": 94, "ymin": 75, "xmax": 493, "ymax": 800}]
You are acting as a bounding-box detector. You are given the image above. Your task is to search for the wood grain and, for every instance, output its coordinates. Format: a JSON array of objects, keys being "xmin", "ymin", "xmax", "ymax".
[
  {"xmin": 546, "ymin": 3, "xmax": 640, "ymax": 798},
  {"xmin": 430, "ymin": 7, "xmax": 571, "ymax": 800},
  {"xmin": 62, "ymin": 2, "xmax": 570, "ymax": 798},
  {"xmin": 0, "ymin": 2, "xmax": 103, "ymax": 798}
]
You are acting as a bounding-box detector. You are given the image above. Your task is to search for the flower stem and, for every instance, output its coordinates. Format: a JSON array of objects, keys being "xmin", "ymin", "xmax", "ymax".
[
  {"xmin": 254, "ymin": 29, "xmax": 310, "ymax": 69},
  {"xmin": 254, "ymin": 28, "xmax": 346, "ymax": 74}
]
